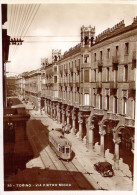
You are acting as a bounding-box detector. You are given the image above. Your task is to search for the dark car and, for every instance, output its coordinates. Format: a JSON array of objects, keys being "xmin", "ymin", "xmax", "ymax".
[{"xmin": 94, "ymin": 162, "xmax": 114, "ymax": 177}]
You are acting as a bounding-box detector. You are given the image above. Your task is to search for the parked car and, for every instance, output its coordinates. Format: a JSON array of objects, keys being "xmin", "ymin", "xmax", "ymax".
[{"xmin": 94, "ymin": 161, "xmax": 114, "ymax": 177}]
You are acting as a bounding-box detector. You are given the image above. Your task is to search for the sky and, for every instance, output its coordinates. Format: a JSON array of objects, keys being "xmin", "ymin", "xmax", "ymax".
[{"xmin": 4, "ymin": 2, "xmax": 137, "ymax": 75}]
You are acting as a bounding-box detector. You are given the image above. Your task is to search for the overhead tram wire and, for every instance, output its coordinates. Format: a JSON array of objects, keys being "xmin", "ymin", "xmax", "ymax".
[
  {"xmin": 12, "ymin": 4, "xmax": 39, "ymax": 59},
  {"xmin": 9, "ymin": 5, "xmax": 15, "ymax": 60},
  {"xmin": 12, "ymin": 5, "xmax": 31, "ymax": 59},
  {"xmin": 12, "ymin": 4, "xmax": 40, "ymax": 60},
  {"xmin": 20, "ymin": 4, "xmax": 37, "ymax": 37},
  {"xmin": 11, "ymin": 4, "xmax": 33, "ymax": 60},
  {"xmin": 10, "ymin": 4, "xmax": 19, "ymax": 60},
  {"xmin": 12, "ymin": 4, "xmax": 37, "ymax": 60},
  {"xmin": 10, "ymin": 35, "xmax": 80, "ymax": 38},
  {"xmin": 22, "ymin": 4, "xmax": 40, "ymax": 37},
  {"xmin": 10, "ymin": 4, "xmax": 24, "ymax": 60},
  {"xmin": 23, "ymin": 40, "xmax": 80, "ymax": 43}
]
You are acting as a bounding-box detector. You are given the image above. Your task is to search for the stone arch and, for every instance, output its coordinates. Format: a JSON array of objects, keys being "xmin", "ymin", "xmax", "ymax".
[{"xmin": 116, "ymin": 125, "xmax": 134, "ymax": 174}]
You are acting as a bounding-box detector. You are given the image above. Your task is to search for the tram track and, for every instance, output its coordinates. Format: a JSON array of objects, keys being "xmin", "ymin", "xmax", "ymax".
[{"xmin": 27, "ymin": 120, "xmax": 95, "ymax": 189}]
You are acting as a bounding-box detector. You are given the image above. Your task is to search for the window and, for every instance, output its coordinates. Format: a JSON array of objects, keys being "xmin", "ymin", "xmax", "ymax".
[
  {"xmin": 94, "ymin": 53, "xmax": 96, "ymax": 61},
  {"xmin": 124, "ymin": 65, "xmax": 128, "ymax": 81},
  {"xmin": 99, "ymin": 68, "xmax": 102, "ymax": 82},
  {"xmin": 62, "ymin": 146, "xmax": 65, "ymax": 153},
  {"xmin": 107, "ymin": 48, "xmax": 110, "ymax": 59},
  {"xmin": 54, "ymin": 76, "xmax": 57, "ymax": 83},
  {"xmin": 114, "ymin": 68, "xmax": 118, "ymax": 82},
  {"xmin": 75, "ymin": 60, "xmax": 76, "ymax": 67},
  {"xmin": 116, "ymin": 46, "xmax": 119, "ymax": 56},
  {"xmin": 106, "ymin": 95, "xmax": 109, "ymax": 110},
  {"xmin": 94, "ymin": 69, "xmax": 96, "ymax": 82},
  {"xmin": 100, "ymin": 51, "xmax": 103, "ymax": 61},
  {"xmin": 106, "ymin": 68, "xmax": 109, "ymax": 82},
  {"xmin": 125, "ymin": 42, "xmax": 129, "ymax": 55},
  {"xmin": 99, "ymin": 94, "xmax": 102, "ymax": 109},
  {"xmin": 78, "ymin": 59, "xmax": 80, "ymax": 66},
  {"xmin": 84, "ymin": 93, "xmax": 89, "ymax": 105},
  {"xmin": 54, "ymin": 91, "xmax": 58, "ymax": 98},
  {"xmin": 84, "ymin": 54, "xmax": 89, "ymax": 63},
  {"xmin": 94, "ymin": 93, "xmax": 96, "ymax": 107},
  {"xmin": 123, "ymin": 97, "xmax": 127, "ymax": 115},
  {"xmin": 66, "ymin": 147, "xmax": 70, "ymax": 153},
  {"xmin": 84, "ymin": 70, "xmax": 89, "ymax": 82},
  {"xmin": 114, "ymin": 96, "xmax": 117, "ymax": 113},
  {"xmin": 81, "ymin": 70, "xmax": 83, "ymax": 82},
  {"xmin": 54, "ymin": 55, "xmax": 57, "ymax": 61},
  {"xmin": 84, "ymin": 36, "xmax": 89, "ymax": 45}
]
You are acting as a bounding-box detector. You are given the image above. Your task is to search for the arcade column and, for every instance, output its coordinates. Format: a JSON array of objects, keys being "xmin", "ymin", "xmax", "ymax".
[
  {"xmin": 99, "ymin": 128, "xmax": 106, "ymax": 157},
  {"xmin": 113, "ymin": 137, "xmax": 121, "ymax": 170}
]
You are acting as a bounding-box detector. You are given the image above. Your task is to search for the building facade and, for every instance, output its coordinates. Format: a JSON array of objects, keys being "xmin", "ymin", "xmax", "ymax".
[{"xmin": 19, "ymin": 18, "xmax": 136, "ymax": 176}]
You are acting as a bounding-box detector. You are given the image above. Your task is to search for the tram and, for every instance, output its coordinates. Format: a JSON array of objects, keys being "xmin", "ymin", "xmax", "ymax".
[{"xmin": 49, "ymin": 129, "xmax": 72, "ymax": 161}]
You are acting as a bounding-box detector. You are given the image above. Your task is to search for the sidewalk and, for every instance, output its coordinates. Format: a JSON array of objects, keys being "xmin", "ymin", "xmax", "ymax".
[{"xmin": 28, "ymin": 109, "xmax": 133, "ymax": 191}]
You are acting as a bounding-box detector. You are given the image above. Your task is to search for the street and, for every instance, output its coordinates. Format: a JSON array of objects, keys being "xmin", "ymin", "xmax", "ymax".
[{"xmin": 25, "ymin": 118, "xmax": 95, "ymax": 190}]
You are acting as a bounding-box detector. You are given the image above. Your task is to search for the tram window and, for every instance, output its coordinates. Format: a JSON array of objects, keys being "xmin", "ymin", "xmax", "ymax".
[
  {"xmin": 59, "ymin": 145, "xmax": 61, "ymax": 152},
  {"xmin": 62, "ymin": 146, "xmax": 65, "ymax": 153},
  {"xmin": 66, "ymin": 147, "xmax": 70, "ymax": 153}
]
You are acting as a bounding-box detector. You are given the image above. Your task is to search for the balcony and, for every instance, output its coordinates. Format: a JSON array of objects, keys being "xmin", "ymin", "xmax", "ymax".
[
  {"xmin": 74, "ymin": 102, "xmax": 79, "ymax": 108},
  {"xmin": 107, "ymin": 112, "xmax": 119, "ymax": 121},
  {"xmin": 76, "ymin": 64, "xmax": 80, "ymax": 71},
  {"xmin": 68, "ymin": 82, "xmax": 73, "ymax": 87},
  {"xmin": 75, "ymin": 82, "xmax": 79, "ymax": 87},
  {"xmin": 125, "ymin": 117, "xmax": 135, "ymax": 128},
  {"xmin": 132, "ymin": 51, "xmax": 136, "ymax": 62},
  {"xmin": 81, "ymin": 63, "xmax": 91, "ymax": 68},
  {"xmin": 97, "ymin": 60, "xmax": 103, "ymax": 67},
  {"xmin": 70, "ymin": 64, "xmax": 73, "ymax": 72},
  {"xmin": 59, "ymin": 66, "xmax": 63, "ymax": 73},
  {"xmin": 96, "ymin": 82, "xmax": 102, "ymax": 88},
  {"xmin": 109, "ymin": 81, "xmax": 118, "ymax": 89},
  {"xmin": 112, "ymin": 56, "xmax": 119, "ymax": 64},
  {"xmin": 79, "ymin": 105, "xmax": 91, "ymax": 111},
  {"xmin": 64, "ymin": 64, "xmax": 68, "ymax": 73},
  {"xmin": 123, "ymin": 54, "xmax": 129, "ymax": 64},
  {"xmin": 51, "ymin": 96, "xmax": 59, "ymax": 102},
  {"xmin": 129, "ymin": 81, "xmax": 135, "ymax": 90},
  {"xmin": 93, "ymin": 108, "xmax": 103, "ymax": 115}
]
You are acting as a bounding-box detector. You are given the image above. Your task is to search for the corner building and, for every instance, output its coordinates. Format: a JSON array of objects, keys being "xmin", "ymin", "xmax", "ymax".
[{"xmin": 29, "ymin": 18, "xmax": 137, "ymax": 177}]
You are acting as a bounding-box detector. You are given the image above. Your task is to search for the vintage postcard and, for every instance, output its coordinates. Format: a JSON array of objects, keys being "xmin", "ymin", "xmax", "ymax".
[{"xmin": 1, "ymin": 0, "xmax": 137, "ymax": 195}]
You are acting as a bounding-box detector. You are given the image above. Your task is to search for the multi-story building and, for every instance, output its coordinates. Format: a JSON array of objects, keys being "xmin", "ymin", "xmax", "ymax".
[
  {"xmin": 19, "ymin": 17, "xmax": 136, "ymax": 177},
  {"xmin": 44, "ymin": 18, "xmax": 136, "ymax": 176},
  {"xmin": 24, "ymin": 69, "xmax": 42, "ymax": 110},
  {"xmin": 6, "ymin": 76, "xmax": 17, "ymax": 97}
]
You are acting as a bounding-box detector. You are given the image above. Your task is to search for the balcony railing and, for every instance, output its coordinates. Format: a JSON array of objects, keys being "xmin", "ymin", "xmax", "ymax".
[
  {"xmin": 75, "ymin": 82, "xmax": 79, "ymax": 87},
  {"xmin": 125, "ymin": 117, "xmax": 135, "ymax": 127},
  {"xmin": 70, "ymin": 64, "xmax": 73, "ymax": 72},
  {"xmin": 107, "ymin": 112, "xmax": 119, "ymax": 121},
  {"xmin": 74, "ymin": 102, "xmax": 79, "ymax": 108},
  {"xmin": 132, "ymin": 51, "xmax": 136, "ymax": 61},
  {"xmin": 79, "ymin": 105, "xmax": 91, "ymax": 111},
  {"xmin": 129, "ymin": 81, "xmax": 135, "ymax": 90},
  {"xmin": 97, "ymin": 60, "xmax": 103, "ymax": 67},
  {"xmin": 93, "ymin": 108, "xmax": 103, "ymax": 115},
  {"xmin": 109, "ymin": 81, "xmax": 118, "ymax": 89},
  {"xmin": 112, "ymin": 56, "xmax": 119, "ymax": 64},
  {"xmin": 96, "ymin": 82, "xmax": 102, "ymax": 88}
]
